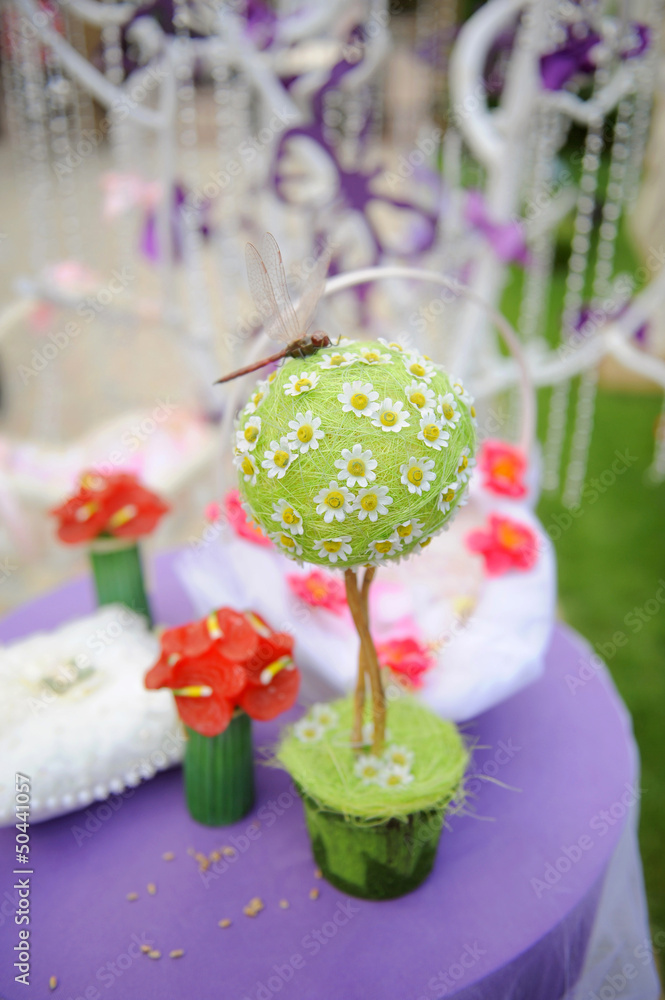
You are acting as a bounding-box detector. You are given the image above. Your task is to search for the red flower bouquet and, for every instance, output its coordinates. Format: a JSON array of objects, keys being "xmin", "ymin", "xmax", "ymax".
[
  {"xmin": 376, "ymin": 636, "xmax": 435, "ymax": 689},
  {"xmin": 51, "ymin": 472, "xmax": 169, "ymax": 623},
  {"xmin": 478, "ymin": 440, "xmax": 528, "ymax": 499},
  {"xmin": 146, "ymin": 608, "xmax": 300, "ymax": 825}
]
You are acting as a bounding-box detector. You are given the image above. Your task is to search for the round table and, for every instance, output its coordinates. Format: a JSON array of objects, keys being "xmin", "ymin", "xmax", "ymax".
[{"xmin": 0, "ymin": 553, "xmax": 654, "ymax": 1000}]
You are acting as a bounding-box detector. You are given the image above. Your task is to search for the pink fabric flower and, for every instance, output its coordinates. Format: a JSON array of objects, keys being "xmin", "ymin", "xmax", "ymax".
[
  {"xmin": 466, "ymin": 514, "xmax": 538, "ymax": 576},
  {"xmin": 224, "ymin": 489, "xmax": 272, "ymax": 547},
  {"xmin": 287, "ymin": 571, "xmax": 347, "ymax": 614},
  {"xmin": 479, "ymin": 440, "xmax": 527, "ymax": 498},
  {"xmin": 376, "ymin": 636, "xmax": 435, "ymax": 689}
]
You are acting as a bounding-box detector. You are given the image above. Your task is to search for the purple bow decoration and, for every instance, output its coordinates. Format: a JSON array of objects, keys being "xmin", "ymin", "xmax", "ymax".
[
  {"xmin": 573, "ymin": 301, "xmax": 649, "ymax": 346},
  {"xmin": 140, "ymin": 182, "xmax": 213, "ymax": 264},
  {"xmin": 273, "ymin": 25, "xmax": 440, "ymax": 273},
  {"xmin": 464, "ymin": 189, "xmax": 530, "ymax": 267},
  {"xmin": 540, "ymin": 22, "xmax": 650, "ymax": 92}
]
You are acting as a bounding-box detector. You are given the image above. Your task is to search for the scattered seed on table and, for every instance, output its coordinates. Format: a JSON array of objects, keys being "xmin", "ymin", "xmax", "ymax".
[
  {"xmin": 141, "ymin": 945, "xmax": 151, "ymax": 954},
  {"xmin": 148, "ymin": 950, "xmax": 161, "ymax": 960},
  {"xmin": 49, "ymin": 976, "xmax": 58, "ymax": 990},
  {"xmin": 314, "ymin": 868, "xmax": 322, "ymax": 879},
  {"xmin": 210, "ymin": 850, "xmax": 221, "ymax": 862},
  {"xmin": 243, "ymin": 897, "xmax": 264, "ymax": 917},
  {"xmin": 218, "ymin": 919, "xmax": 232, "ymax": 928},
  {"xmin": 162, "ymin": 852, "xmax": 175, "ymax": 862},
  {"xmin": 309, "ymin": 888, "xmax": 319, "ymax": 900},
  {"xmin": 169, "ymin": 949, "xmax": 184, "ymax": 959},
  {"xmin": 279, "ymin": 899, "xmax": 290, "ymax": 909},
  {"xmin": 147, "ymin": 883, "xmax": 157, "ymax": 895},
  {"xmin": 222, "ymin": 846, "xmax": 235, "ymax": 858},
  {"xmin": 126, "ymin": 892, "xmax": 138, "ymax": 902}
]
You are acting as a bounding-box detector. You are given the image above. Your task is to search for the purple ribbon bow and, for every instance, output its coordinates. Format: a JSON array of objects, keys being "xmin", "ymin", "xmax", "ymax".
[{"xmin": 464, "ymin": 189, "xmax": 530, "ymax": 266}]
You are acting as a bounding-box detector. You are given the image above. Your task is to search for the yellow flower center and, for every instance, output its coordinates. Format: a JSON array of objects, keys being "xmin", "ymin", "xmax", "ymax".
[
  {"xmin": 268, "ymin": 372, "xmax": 277, "ymax": 383},
  {"xmin": 423, "ymin": 424, "xmax": 440, "ymax": 442},
  {"xmin": 251, "ymin": 391, "xmax": 264, "ymax": 405},
  {"xmin": 458, "ymin": 455, "xmax": 468, "ymax": 472},
  {"xmin": 361, "ymin": 765, "xmax": 379, "ymax": 777},
  {"xmin": 375, "ymin": 541, "xmax": 392, "ymax": 554},
  {"xmin": 325, "ymin": 491, "xmax": 345, "ymax": 509},
  {"xmin": 351, "ymin": 392, "xmax": 368, "ymax": 410},
  {"xmin": 241, "ymin": 457, "xmax": 254, "ymax": 476},
  {"xmin": 244, "ymin": 425, "xmax": 259, "ymax": 443},
  {"xmin": 470, "ymin": 405, "xmax": 476, "ymax": 417},
  {"xmin": 280, "ymin": 534, "xmax": 295, "ymax": 548},
  {"xmin": 294, "ymin": 378, "xmax": 312, "ymax": 392},
  {"xmin": 407, "ymin": 466, "xmax": 423, "ymax": 485},
  {"xmin": 363, "ymin": 352, "xmax": 380, "ymax": 363},
  {"xmin": 108, "ymin": 505, "xmax": 137, "ymax": 528},
  {"xmin": 328, "ymin": 355, "xmax": 343, "ymax": 366},
  {"xmin": 409, "ymin": 363, "xmax": 425, "ymax": 377},
  {"xmin": 397, "ymin": 523, "xmax": 412, "ymax": 538},
  {"xmin": 323, "ymin": 540, "xmax": 342, "ymax": 553},
  {"xmin": 391, "ymin": 752, "xmax": 408, "ymax": 765},
  {"xmin": 442, "ymin": 488, "xmax": 455, "ymax": 503},
  {"xmin": 282, "ymin": 507, "xmax": 299, "ymax": 525},
  {"xmin": 388, "ymin": 342, "xmax": 403, "ymax": 351},
  {"xmin": 361, "ymin": 494, "xmax": 378, "ymax": 511},
  {"xmin": 76, "ymin": 501, "xmax": 98, "ymax": 521},
  {"xmin": 380, "ymin": 410, "xmax": 397, "ymax": 427},
  {"xmin": 348, "ymin": 459, "xmax": 365, "ymax": 476},
  {"xmin": 421, "ymin": 537, "xmax": 432, "ymax": 548},
  {"xmin": 297, "ymin": 425, "xmax": 313, "ymax": 442},
  {"xmin": 273, "ymin": 450, "xmax": 290, "ymax": 468},
  {"xmin": 441, "ymin": 403, "xmax": 454, "ymax": 420},
  {"xmin": 386, "ymin": 773, "xmax": 403, "ymax": 786},
  {"xmin": 410, "ymin": 391, "xmax": 426, "ymax": 408}
]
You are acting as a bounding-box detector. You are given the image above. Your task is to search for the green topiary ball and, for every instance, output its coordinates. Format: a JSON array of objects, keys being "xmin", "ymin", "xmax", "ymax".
[{"xmin": 234, "ymin": 339, "xmax": 477, "ymax": 568}]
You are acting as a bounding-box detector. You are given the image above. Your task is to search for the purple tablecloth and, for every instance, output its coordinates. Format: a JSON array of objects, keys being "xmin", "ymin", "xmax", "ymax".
[{"xmin": 0, "ymin": 553, "xmax": 637, "ymax": 1000}]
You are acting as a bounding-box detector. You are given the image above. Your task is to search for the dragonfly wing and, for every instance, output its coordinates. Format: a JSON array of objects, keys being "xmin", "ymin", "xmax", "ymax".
[
  {"xmin": 294, "ymin": 241, "xmax": 331, "ymax": 333},
  {"xmin": 260, "ymin": 233, "xmax": 301, "ymax": 341},
  {"xmin": 245, "ymin": 241, "xmax": 291, "ymax": 344}
]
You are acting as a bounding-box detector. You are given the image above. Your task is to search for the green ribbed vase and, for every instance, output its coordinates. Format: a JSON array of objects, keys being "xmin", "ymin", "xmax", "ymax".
[
  {"xmin": 184, "ymin": 712, "xmax": 255, "ymax": 826},
  {"xmin": 89, "ymin": 541, "xmax": 152, "ymax": 624},
  {"xmin": 299, "ymin": 789, "xmax": 446, "ymax": 900}
]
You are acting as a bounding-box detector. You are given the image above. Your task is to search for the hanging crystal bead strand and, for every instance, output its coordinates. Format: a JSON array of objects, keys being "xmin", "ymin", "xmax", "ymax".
[
  {"xmin": 541, "ymin": 78, "xmax": 605, "ymax": 493},
  {"xmin": 562, "ymin": 91, "xmax": 635, "ymax": 508}
]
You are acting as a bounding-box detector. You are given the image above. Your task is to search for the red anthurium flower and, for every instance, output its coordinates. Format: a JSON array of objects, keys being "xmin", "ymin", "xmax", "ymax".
[
  {"xmin": 51, "ymin": 471, "xmax": 169, "ymax": 543},
  {"xmin": 239, "ymin": 666, "xmax": 300, "ymax": 721},
  {"xmin": 161, "ymin": 609, "xmax": 259, "ymax": 664},
  {"xmin": 466, "ymin": 514, "xmax": 539, "ymax": 576},
  {"xmin": 144, "ymin": 648, "xmax": 174, "ymax": 690},
  {"xmin": 479, "ymin": 440, "xmax": 528, "ymax": 499},
  {"xmin": 169, "ymin": 653, "xmax": 247, "ymax": 737},
  {"xmin": 376, "ymin": 636, "xmax": 435, "ymax": 689}
]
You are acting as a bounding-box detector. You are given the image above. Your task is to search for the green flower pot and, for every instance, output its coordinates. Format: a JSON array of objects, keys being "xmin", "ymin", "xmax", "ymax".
[
  {"xmin": 299, "ymin": 788, "xmax": 447, "ymax": 900},
  {"xmin": 89, "ymin": 539, "xmax": 152, "ymax": 623},
  {"xmin": 184, "ymin": 712, "xmax": 255, "ymax": 826}
]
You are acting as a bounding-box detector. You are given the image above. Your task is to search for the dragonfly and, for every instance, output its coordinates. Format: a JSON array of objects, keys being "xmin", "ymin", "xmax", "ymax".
[{"xmin": 215, "ymin": 232, "xmax": 332, "ymax": 383}]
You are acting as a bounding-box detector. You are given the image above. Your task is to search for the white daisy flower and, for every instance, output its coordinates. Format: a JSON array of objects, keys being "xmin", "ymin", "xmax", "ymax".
[
  {"xmin": 333, "ymin": 445, "xmax": 377, "ymax": 488},
  {"xmin": 404, "ymin": 381, "xmax": 436, "ymax": 412},
  {"xmin": 358, "ymin": 346, "xmax": 392, "ymax": 365},
  {"xmin": 450, "ymin": 375, "xmax": 474, "ymax": 406},
  {"xmin": 234, "ymin": 451, "xmax": 258, "ymax": 485},
  {"xmin": 391, "ymin": 519, "xmax": 425, "ymax": 545},
  {"xmin": 417, "ymin": 415, "xmax": 450, "ymax": 451},
  {"xmin": 262, "ymin": 438, "xmax": 295, "ymax": 479},
  {"xmin": 294, "ymin": 718, "xmax": 325, "ymax": 743},
  {"xmin": 244, "ymin": 382, "xmax": 269, "ymax": 414},
  {"xmin": 337, "ymin": 380, "xmax": 380, "ymax": 418},
  {"xmin": 403, "ymin": 354, "xmax": 436, "ymax": 383},
  {"xmin": 455, "ymin": 446, "xmax": 476, "ymax": 484},
  {"xmin": 313, "ymin": 481, "xmax": 354, "ymax": 523},
  {"xmin": 384, "ymin": 745, "xmax": 415, "ymax": 769},
  {"xmin": 318, "ymin": 351, "xmax": 355, "ymax": 370},
  {"xmin": 283, "ymin": 370, "xmax": 320, "ymax": 396},
  {"xmin": 236, "ymin": 415, "xmax": 262, "ymax": 452},
  {"xmin": 438, "ymin": 481, "xmax": 458, "ymax": 514},
  {"xmin": 377, "ymin": 337, "xmax": 406, "ymax": 352},
  {"xmin": 312, "ymin": 536, "xmax": 353, "ymax": 564},
  {"xmin": 270, "ymin": 531, "xmax": 303, "ymax": 558},
  {"xmin": 458, "ymin": 486, "xmax": 470, "ymax": 507},
  {"xmin": 287, "ymin": 411, "xmax": 325, "ymax": 453},
  {"xmin": 271, "ymin": 499, "xmax": 304, "ymax": 536},
  {"xmin": 354, "ymin": 754, "xmax": 383, "ymax": 785},
  {"xmin": 379, "ymin": 763, "xmax": 414, "ymax": 789},
  {"xmin": 367, "ymin": 537, "xmax": 402, "ymax": 563},
  {"xmin": 400, "ymin": 456, "xmax": 436, "ymax": 495},
  {"xmin": 437, "ymin": 392, "xmax": 461, "ymax": 429},
  {"xmin": 371, "ymin": 398, "xmax": 410, "ymax": 433},
  {"xmin": 310, "ymin": 703, "xmax": 339, "ymax": 728},
  {"xmin": 353, "ymin": 485, "xmax": 393, "ymax": 522}
]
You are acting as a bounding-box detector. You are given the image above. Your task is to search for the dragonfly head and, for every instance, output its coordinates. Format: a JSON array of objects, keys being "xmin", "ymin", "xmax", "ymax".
[{"xmin": 310, "ymin": 331, "xmax": 331, "ymax": 349}]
